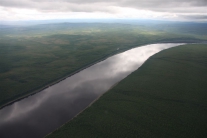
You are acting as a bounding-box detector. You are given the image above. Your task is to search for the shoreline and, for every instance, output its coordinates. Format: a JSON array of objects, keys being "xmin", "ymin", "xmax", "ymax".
[
  {"xmin": 44, "ymin": 81, "xmax": 120, "ymax": 138},
  {"xmin": 0, "ymin": 40, "xmax": 204, "ymax": 109},
  {"xmin": 43, "ymin": 42, "xmax": 191, "ymax": 137},
  {"xmin": 45, "ymin": 44, "xmax": 207, "ymax": 138},
  {"xmin": 0, "ymin": 42, "xmax": 145, "ymax": 109}
]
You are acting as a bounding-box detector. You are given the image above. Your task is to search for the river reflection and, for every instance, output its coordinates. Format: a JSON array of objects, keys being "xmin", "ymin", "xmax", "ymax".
[{"xmin": 0, "ymin": 43, "xmax": 184, "ymax": 138}]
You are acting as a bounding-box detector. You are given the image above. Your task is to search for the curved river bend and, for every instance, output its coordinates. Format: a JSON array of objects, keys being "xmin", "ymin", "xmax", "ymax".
[{"xmin": 0, "ymin": 43, "xmax": 184, "ymax": 138}]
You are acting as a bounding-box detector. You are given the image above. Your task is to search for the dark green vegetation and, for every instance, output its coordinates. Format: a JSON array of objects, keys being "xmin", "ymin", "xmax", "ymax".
[
  {"xmin": 0, "ymin": 22, "xmax": 207, "ymax": 108},
  {"xmin": 47, "ymin": 44, "xmax": 207, "ymax": 138}
]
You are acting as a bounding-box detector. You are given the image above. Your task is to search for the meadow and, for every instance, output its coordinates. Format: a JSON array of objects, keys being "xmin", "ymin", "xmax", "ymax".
[
  {"xmin": 47, "ymin": 44, "xmax": 207, "ymax": 138},
  {"xmin": 0, "ymin": 22, "xmax": 207, "ymax": 108}
]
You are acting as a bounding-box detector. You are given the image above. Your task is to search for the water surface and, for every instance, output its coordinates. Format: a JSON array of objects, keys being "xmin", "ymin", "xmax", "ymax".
[{"xmin": 0, "ymin": 43, "xmax": 184, "ymax": 138}]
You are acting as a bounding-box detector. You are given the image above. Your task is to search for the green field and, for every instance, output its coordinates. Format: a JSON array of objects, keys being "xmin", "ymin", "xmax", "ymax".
[
  {"xmin": 47, "ymin": 44, "xmax": 207, "ymax": 138},
  {"xmin": 1, "ymin": 22, "xmax": 207, "ymax": 108}
]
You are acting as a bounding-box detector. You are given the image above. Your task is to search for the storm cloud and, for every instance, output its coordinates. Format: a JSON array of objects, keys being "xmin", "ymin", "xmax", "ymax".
[{"xmin": 0, "ymin": 0, "xmax": 207, "ymax": 21}]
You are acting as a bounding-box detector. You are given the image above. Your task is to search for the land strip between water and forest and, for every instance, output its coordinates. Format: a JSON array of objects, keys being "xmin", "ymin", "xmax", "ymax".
[{"xmin": 46, "ymin": 44, "xmax": 207, "ymax": 138}]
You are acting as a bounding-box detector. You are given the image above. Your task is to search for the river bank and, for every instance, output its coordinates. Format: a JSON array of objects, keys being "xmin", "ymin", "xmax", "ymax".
[
  {"xmin": 46, "ymin": 43, "xmax": 207, "ymax": 138},
  {"xmin": 0, "ymin": 40, "xmax": 195, "ymax": 109}
]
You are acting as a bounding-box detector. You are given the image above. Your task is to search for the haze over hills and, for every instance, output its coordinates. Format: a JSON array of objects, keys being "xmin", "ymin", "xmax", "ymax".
[{"xmin": 1, "ymin": 19, "xmax": 207, "ymax": 26}]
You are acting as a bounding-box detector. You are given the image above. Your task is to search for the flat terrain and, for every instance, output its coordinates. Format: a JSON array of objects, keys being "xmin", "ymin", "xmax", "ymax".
[
  {"xmin": 1, "ymin": 22, "xmax": 206, "ymax": 107},
  {"xmin": 47, "ymin": 44, "xmax": 207, "ymax": 138}
]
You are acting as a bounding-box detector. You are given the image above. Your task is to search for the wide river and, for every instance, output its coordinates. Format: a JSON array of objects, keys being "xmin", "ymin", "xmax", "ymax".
[{"xmin": 0, "ymin": 43, "xmax": 184, "ymax": 138}]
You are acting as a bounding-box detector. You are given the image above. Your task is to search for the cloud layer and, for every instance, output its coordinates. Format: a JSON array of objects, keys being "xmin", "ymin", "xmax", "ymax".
[{"xmin": 0, "ymin": 0, "xmax": 207, "ymax": 21}]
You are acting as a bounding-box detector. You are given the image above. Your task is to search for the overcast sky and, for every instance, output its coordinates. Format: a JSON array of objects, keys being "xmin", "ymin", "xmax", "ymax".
[{"xmin": 1, "ymin": 0, "xmax": 207, "ymax": 22}]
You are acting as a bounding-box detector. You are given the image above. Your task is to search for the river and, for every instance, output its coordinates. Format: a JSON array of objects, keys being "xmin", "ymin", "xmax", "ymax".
[{"xmin": 0, "ymin": 43, "xmax": 184, "ymax": 138}]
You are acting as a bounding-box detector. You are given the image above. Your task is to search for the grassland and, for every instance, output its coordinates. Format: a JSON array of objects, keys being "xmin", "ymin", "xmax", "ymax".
[
  {"xmin": 47, "ymin": 44, "xmax": 207, "ymax": 138},
  {"xmin": 0, "ymin": 23, "xmax": 207, "ymax": 108}
]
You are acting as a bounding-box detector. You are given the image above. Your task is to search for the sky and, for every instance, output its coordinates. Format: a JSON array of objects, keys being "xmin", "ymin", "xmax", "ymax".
[{"xmin": 0, "ymin": 0, "xmax": 207, "ymax": 22}]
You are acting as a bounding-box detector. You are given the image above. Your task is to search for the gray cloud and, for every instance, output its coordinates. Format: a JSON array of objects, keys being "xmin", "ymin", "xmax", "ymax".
[
  {"xmin": 117, "ymin": 0, "xmax": 207, "ymax": 12},
  {"xmin": 0, "ymin": 0, "xmax": 207, "ymax": 21},
  {"xmin": 0, "ymin": 0, "xmax": 115, "ymax": 13},
  {"xmin": 0, "ymin": 0, "xmax": 33, "ymax": 8},
  {"xmin": 180, "ymin": 15, "xmax": 207, "ymax": 20},
  {"xmin": 1, "ymin": 0, "xmax": 207, "ymax": 11}
]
